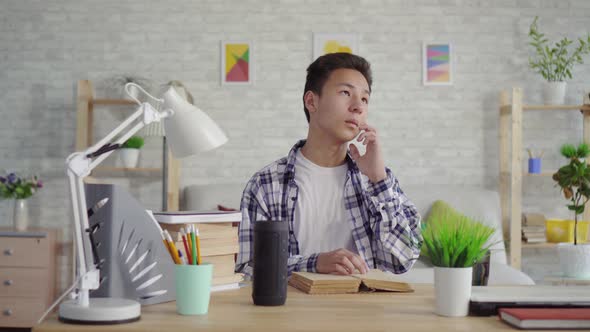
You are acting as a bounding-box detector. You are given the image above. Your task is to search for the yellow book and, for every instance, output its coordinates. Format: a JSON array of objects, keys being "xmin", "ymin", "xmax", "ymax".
[{"xmin": 289, "ymin": 269, "xmax": 413, "ymax": 295}]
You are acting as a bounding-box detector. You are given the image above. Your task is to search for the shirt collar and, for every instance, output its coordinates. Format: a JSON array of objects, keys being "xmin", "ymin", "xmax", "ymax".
[{"xmin": 285, "ymin": 139, "xmax": 359, "ymax": 180}]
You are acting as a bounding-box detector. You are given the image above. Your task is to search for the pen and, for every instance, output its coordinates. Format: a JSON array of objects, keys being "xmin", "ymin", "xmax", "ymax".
[
  {"xmin": 190, "ymin": 225, "xmax": 197, "ymax": 265},
  {"xmin": 195, "ymin": 228, "xmax": 202, "ymax": 265},
  {"xmin": 165, "ymin": 230, "xmax": 182, "ymax": 264},
  {"xmin": 178, "ymin": 249, "xmax": 186, "ymax": 265},
  {"xmin": 160, "ymin": 230, "xmax": 174, "ymax": 262},
  {"xmin": 186, "ymin": 225, "xmax": 193, "ymax": 252},
  {"xmin": 180, "ymin": 228, "xmax": 192, "ymax": 265}
]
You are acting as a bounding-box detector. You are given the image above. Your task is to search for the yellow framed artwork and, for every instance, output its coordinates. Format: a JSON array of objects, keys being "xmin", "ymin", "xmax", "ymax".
[{"xmin": 221, "ymin": 41, "xmax": 253, "ymax": 85}]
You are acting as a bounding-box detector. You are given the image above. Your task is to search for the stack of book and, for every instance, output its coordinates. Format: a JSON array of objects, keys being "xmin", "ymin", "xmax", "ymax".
[
  {"xmin": 154, "ymin": 210, "xmax": 243, "ymax": 292},
  {"xmin": 522, "ymin": 213, "xmax": 547, "ymax": 244}
]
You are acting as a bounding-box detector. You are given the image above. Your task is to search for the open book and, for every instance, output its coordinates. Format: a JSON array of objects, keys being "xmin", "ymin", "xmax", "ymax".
[{"xmin": 289, "ymin": 269, "xmax": 413, "ymax": 294}]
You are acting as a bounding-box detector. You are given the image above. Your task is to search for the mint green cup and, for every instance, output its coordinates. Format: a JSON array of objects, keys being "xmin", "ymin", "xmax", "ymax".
[{"xmin": 174, "ymin": 263, "xmax": 213, "ymax": 315}]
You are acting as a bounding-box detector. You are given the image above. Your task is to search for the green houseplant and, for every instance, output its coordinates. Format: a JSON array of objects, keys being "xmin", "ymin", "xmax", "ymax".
[
  {"xmin": 119, "ymin": 136, "xmax": 144, "ymax": 168},
  {"xmin": 0, "ymin": 172, "xmax": 43, "ymax": 230},
  {"xmin": 122, "ymin": 136, "xmax": 145, "ymax": 149},
  {"xmin": 528, "ymin": 16, "xmax": 590, "ymax": 104},
  {"xmin": 552, "ymin": 143, "xmax": 590, "ymax": 277},
  {"xmin": 422, "ymin": 206, "xmax": 495, "ymax": 317}
]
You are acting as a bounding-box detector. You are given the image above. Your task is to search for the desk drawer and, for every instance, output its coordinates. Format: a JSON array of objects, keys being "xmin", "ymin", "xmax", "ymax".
[
  {"xmin": 0, "ymin": 267, "xmax": 49, "ymax": 298},
  {"xmin": 0, "ymin": 297, "xmax": 45, "ymax": 328},
  {"xmin": 0, "ymin": 237, "xmax": 50, "ymax": 268}
]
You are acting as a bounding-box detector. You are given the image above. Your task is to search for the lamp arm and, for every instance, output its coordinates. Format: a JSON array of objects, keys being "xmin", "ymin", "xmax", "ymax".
[{"xmin": 65, "ymin": 102, "xmax": 172, "ymax": 307}]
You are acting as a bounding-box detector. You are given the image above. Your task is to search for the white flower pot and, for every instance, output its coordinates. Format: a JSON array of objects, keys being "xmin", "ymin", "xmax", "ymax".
[
  {"xmin": 13, "ymin": 199, "xmax": 29, "ymax": 231},
  {"xmin": 557, "ymin": 243, "xmax": 590, "ymax": 278},
  {"xmin": 119, "ymin": 148, "xmax": 140, "ymax": 168},
  {"xmin": 543, "ymin": 81, "xmax": 567, "ymax": 105},
  {"xmin": 434, "ymin": 267, "xmax": 473, "ymax": 317}
]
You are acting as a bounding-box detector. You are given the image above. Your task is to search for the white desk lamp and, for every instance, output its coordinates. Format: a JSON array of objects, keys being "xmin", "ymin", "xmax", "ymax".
[{"xmin": 59, "ymin": 83, "xmax": 227, "ymax": 324}]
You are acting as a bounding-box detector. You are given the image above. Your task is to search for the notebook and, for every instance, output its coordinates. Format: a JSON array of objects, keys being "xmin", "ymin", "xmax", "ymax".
[
  {"xmin": 470, "ymin": 286, "xmax": 590, "ymax": 316},
  {"xmin": 289, "ymin": 269, "xmax": 413, "ymax": 294},
  {"xmin": 499, "ymin": 308, "xmax": 590, "ymax": 329}
]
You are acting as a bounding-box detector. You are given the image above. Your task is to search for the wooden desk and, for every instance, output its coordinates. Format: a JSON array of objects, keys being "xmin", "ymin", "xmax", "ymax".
[{"xmin": 34, "ymin": 285, "xmax": 523, "ymax": 332}]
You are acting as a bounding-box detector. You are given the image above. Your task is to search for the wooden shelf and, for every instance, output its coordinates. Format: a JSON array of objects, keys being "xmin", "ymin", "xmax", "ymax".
[
  {"xmin": 499, "ymin": 88, "xmax": 590, "ymax": 270},
  {"xmin": 524, "ymin": 172, "xmax": 555, "ymax": 177},
  {"xmin": 500, "ymin": 104, "xmax": 590, "ymax": 112},
  {"xmin": 92, "ymin": 99, "xmax": 137, "ymax": 106},
  {"xmin": 94, "ymin": 166, "xmax": 162, "ymax": 174},
  {"xmin": 523, "ymin": 104, "xmax": 590, "ymax": 111},
  {"xmin": 77, "ymin": 80, "xmax": 180, "ymax": 210},
  {"xmin": 522, "ymin": 242, "xmax": 557, "ymax": 249}
]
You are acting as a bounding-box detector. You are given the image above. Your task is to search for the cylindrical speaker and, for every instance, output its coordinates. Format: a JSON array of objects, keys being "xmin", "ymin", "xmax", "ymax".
[{"xmin": 252, "ymin": 220, "xmax": 289, "ymax": 306}]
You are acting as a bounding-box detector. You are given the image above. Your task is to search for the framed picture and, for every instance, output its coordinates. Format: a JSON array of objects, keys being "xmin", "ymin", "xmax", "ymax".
[
  {"xmin": 422, "ymin": 43, "xmax": 453, "ymax": 86},
  {"xmin": 313, "ymin": 33, "xmax": 359, "ymax": 60},
  {"xmin": 221, "ymin": 41, "xmax": 253, "ymax": 85}
]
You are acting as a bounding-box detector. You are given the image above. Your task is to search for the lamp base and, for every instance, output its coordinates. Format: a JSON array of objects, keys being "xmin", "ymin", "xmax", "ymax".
[{"xmin": 58, "ymin": 298, "xmax": 141, "ymax": 325}]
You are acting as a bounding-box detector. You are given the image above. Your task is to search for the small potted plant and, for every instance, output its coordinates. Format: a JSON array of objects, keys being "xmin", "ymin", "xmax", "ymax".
[
  {"xmin": 119, "ymin": 136, "xmax": 144, "ymax": 168},
  {"xmin": 528, "ymin": 16, "xmax": 590, "ymax": 105},
  {"xmin": 0, "ymin": 172, "xmax": 43, "ymax": 231},
  {"xmin": 422, "ymin": 207, "xmax": 495, "ymax": 317},
  {"xmin": 552, "ymin": 143, "xmax": 590, "ymax": 277}
]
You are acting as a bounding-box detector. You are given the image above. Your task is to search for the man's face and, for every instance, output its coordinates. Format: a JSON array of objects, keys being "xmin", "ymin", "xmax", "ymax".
[{"xmin": 307, "ymin": 68, "xmax": 370, "ymax": 143}]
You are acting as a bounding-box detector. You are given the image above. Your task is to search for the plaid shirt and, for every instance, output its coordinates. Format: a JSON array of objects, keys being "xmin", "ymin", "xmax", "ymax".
[{"xmin": 236, "ymin": 140, "xmax": 422, "ymax": 277}]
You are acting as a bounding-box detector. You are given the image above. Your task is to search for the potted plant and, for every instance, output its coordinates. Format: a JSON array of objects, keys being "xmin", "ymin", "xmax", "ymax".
[
  {"xmin": 422, "ymin": 210, "xmax": 495, "ymax": 317},
  {"xmin": 552, "ymin": 143, "xmax": 590, "ymax": 277},
  {"xmin": 0, "ymin": 172, "xmax": 43, "ymax": 231},
  {"xmin": 528, "ymin": 16, "xmax": 590, "ymax": 105},
  {"xmin": 119, "ymin": 136, "xmax": 144, "ymax": 168}
]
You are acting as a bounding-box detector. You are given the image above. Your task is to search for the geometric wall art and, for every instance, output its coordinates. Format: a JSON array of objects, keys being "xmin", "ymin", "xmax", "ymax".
[
  {"xmin": 221, "ymin": 41, "xmax": 253, "ymax": 85},
  {"xmin": 422, "ymin": 43, "xmax": 453, "ymax": 86}
]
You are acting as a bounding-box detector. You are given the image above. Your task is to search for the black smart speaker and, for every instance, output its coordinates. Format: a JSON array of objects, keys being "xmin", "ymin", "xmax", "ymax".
[{"xmin": 252, "ymin": 220, "xmax": 289, "ymax": 306}]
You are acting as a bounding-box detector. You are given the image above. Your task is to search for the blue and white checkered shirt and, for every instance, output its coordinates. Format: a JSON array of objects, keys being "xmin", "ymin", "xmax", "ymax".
[{"xmin": 236, "ymin": 140, "xmax": 422, "ymax": 277}]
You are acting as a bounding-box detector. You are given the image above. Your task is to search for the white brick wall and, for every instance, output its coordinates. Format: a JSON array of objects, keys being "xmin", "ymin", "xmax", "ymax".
[{"xmin": 1, "ymin": 0, "xmax": 590, "ymax": 283}]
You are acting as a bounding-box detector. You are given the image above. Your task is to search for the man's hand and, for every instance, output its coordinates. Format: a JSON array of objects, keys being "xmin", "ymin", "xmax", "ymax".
[
  {"xmin": 349, "ymin": 124, "xmax": 386, "ymax": 183},
  {"xmin": 316, "ymin": 248, "xmax": 369, "ymax": 275}
]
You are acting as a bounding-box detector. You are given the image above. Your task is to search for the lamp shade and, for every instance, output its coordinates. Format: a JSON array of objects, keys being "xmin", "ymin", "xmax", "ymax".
[{"xmin": 162, "ymin": 87, "xmax": 228, "ymax": 158}]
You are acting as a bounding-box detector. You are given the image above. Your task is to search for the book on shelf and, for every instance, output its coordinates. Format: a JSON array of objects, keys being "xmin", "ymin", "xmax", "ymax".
[
  {"xmin": 289, "ymin": 269, "xmax": 413, "ymax": 295},
  {"xmin": 153, "ymin": 210, "xmax": 241, "ymax": 224},
  {"xmin": 522, "ymin": 230, "xmax": 546, "ymax": 237},
  {"xmin": 522, "ymin": 237, "xmax": 547, "ymax": 243},
  {"xmin": 522, "ymin": 213, "xmax": 546, "ymax": 226},
  {"xmin": 165, "ymin": 223, "xmax": 237, "ymax": 238},
  {"xmin": 174, "ymin": 240, "xmax": 238, "ymax": 257},
  {"xmin": 212, "ymin": 273, "xmax": 243, "ymax": 286},
  {"xmin": 211, "ymin": 282, "xmax": 241, "ymax": 292},
  {"xmin": 522, "ymin": 226, "xmax": 546, "ymax": 233},
  {"xmin": 202, "ymin": 254, "xmax": 236, "ymax": 278},
  {"xmin": 499, "ymin": 308, "xmax": 590, "ymax": 329}
]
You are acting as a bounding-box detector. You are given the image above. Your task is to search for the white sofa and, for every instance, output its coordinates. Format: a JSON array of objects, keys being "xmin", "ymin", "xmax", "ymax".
[{"xmin": 183, "ymin": 183, "xmax": 534, "ymax": 285}]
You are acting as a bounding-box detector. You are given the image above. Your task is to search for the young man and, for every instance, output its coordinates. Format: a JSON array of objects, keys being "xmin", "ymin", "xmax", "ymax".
[{"xmin": 236, "ymin": 53, "xmax": 422, "ymax": 277}]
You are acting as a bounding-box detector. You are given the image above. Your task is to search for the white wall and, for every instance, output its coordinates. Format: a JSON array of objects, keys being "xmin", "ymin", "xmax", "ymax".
[{"xmin": 1, "ymin": 0, "xmax": 590, "ymax": 283}]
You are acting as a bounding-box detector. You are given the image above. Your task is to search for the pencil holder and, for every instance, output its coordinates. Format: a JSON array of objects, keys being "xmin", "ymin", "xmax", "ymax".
[
  {"xmin": 528, "ymin": 158, "xmax": 541, "ymax": 174},
  {"xmin": 175, "ymin": 263, "xmax": 213, "ymax": 315}
]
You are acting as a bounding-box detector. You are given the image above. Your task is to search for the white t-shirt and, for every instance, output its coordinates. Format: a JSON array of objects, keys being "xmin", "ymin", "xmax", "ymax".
[{"xmin": 293, "ymin": 150, "xmax": 357, "ymax": 256}]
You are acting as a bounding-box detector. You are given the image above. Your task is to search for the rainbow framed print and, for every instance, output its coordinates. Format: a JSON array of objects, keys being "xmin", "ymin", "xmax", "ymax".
[
  {"xmin": 422, "ymin": 43, "xmax": 453, "ymax": 86},
  {"xmin": 221, "ymin": 41, "xmax": 253, "ymax": 85}
]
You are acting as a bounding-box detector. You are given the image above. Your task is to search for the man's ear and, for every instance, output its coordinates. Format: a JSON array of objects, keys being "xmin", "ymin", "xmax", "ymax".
[{"xmin": 303, "ymin": 91, "xmax": 319, "ymax": 115}]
